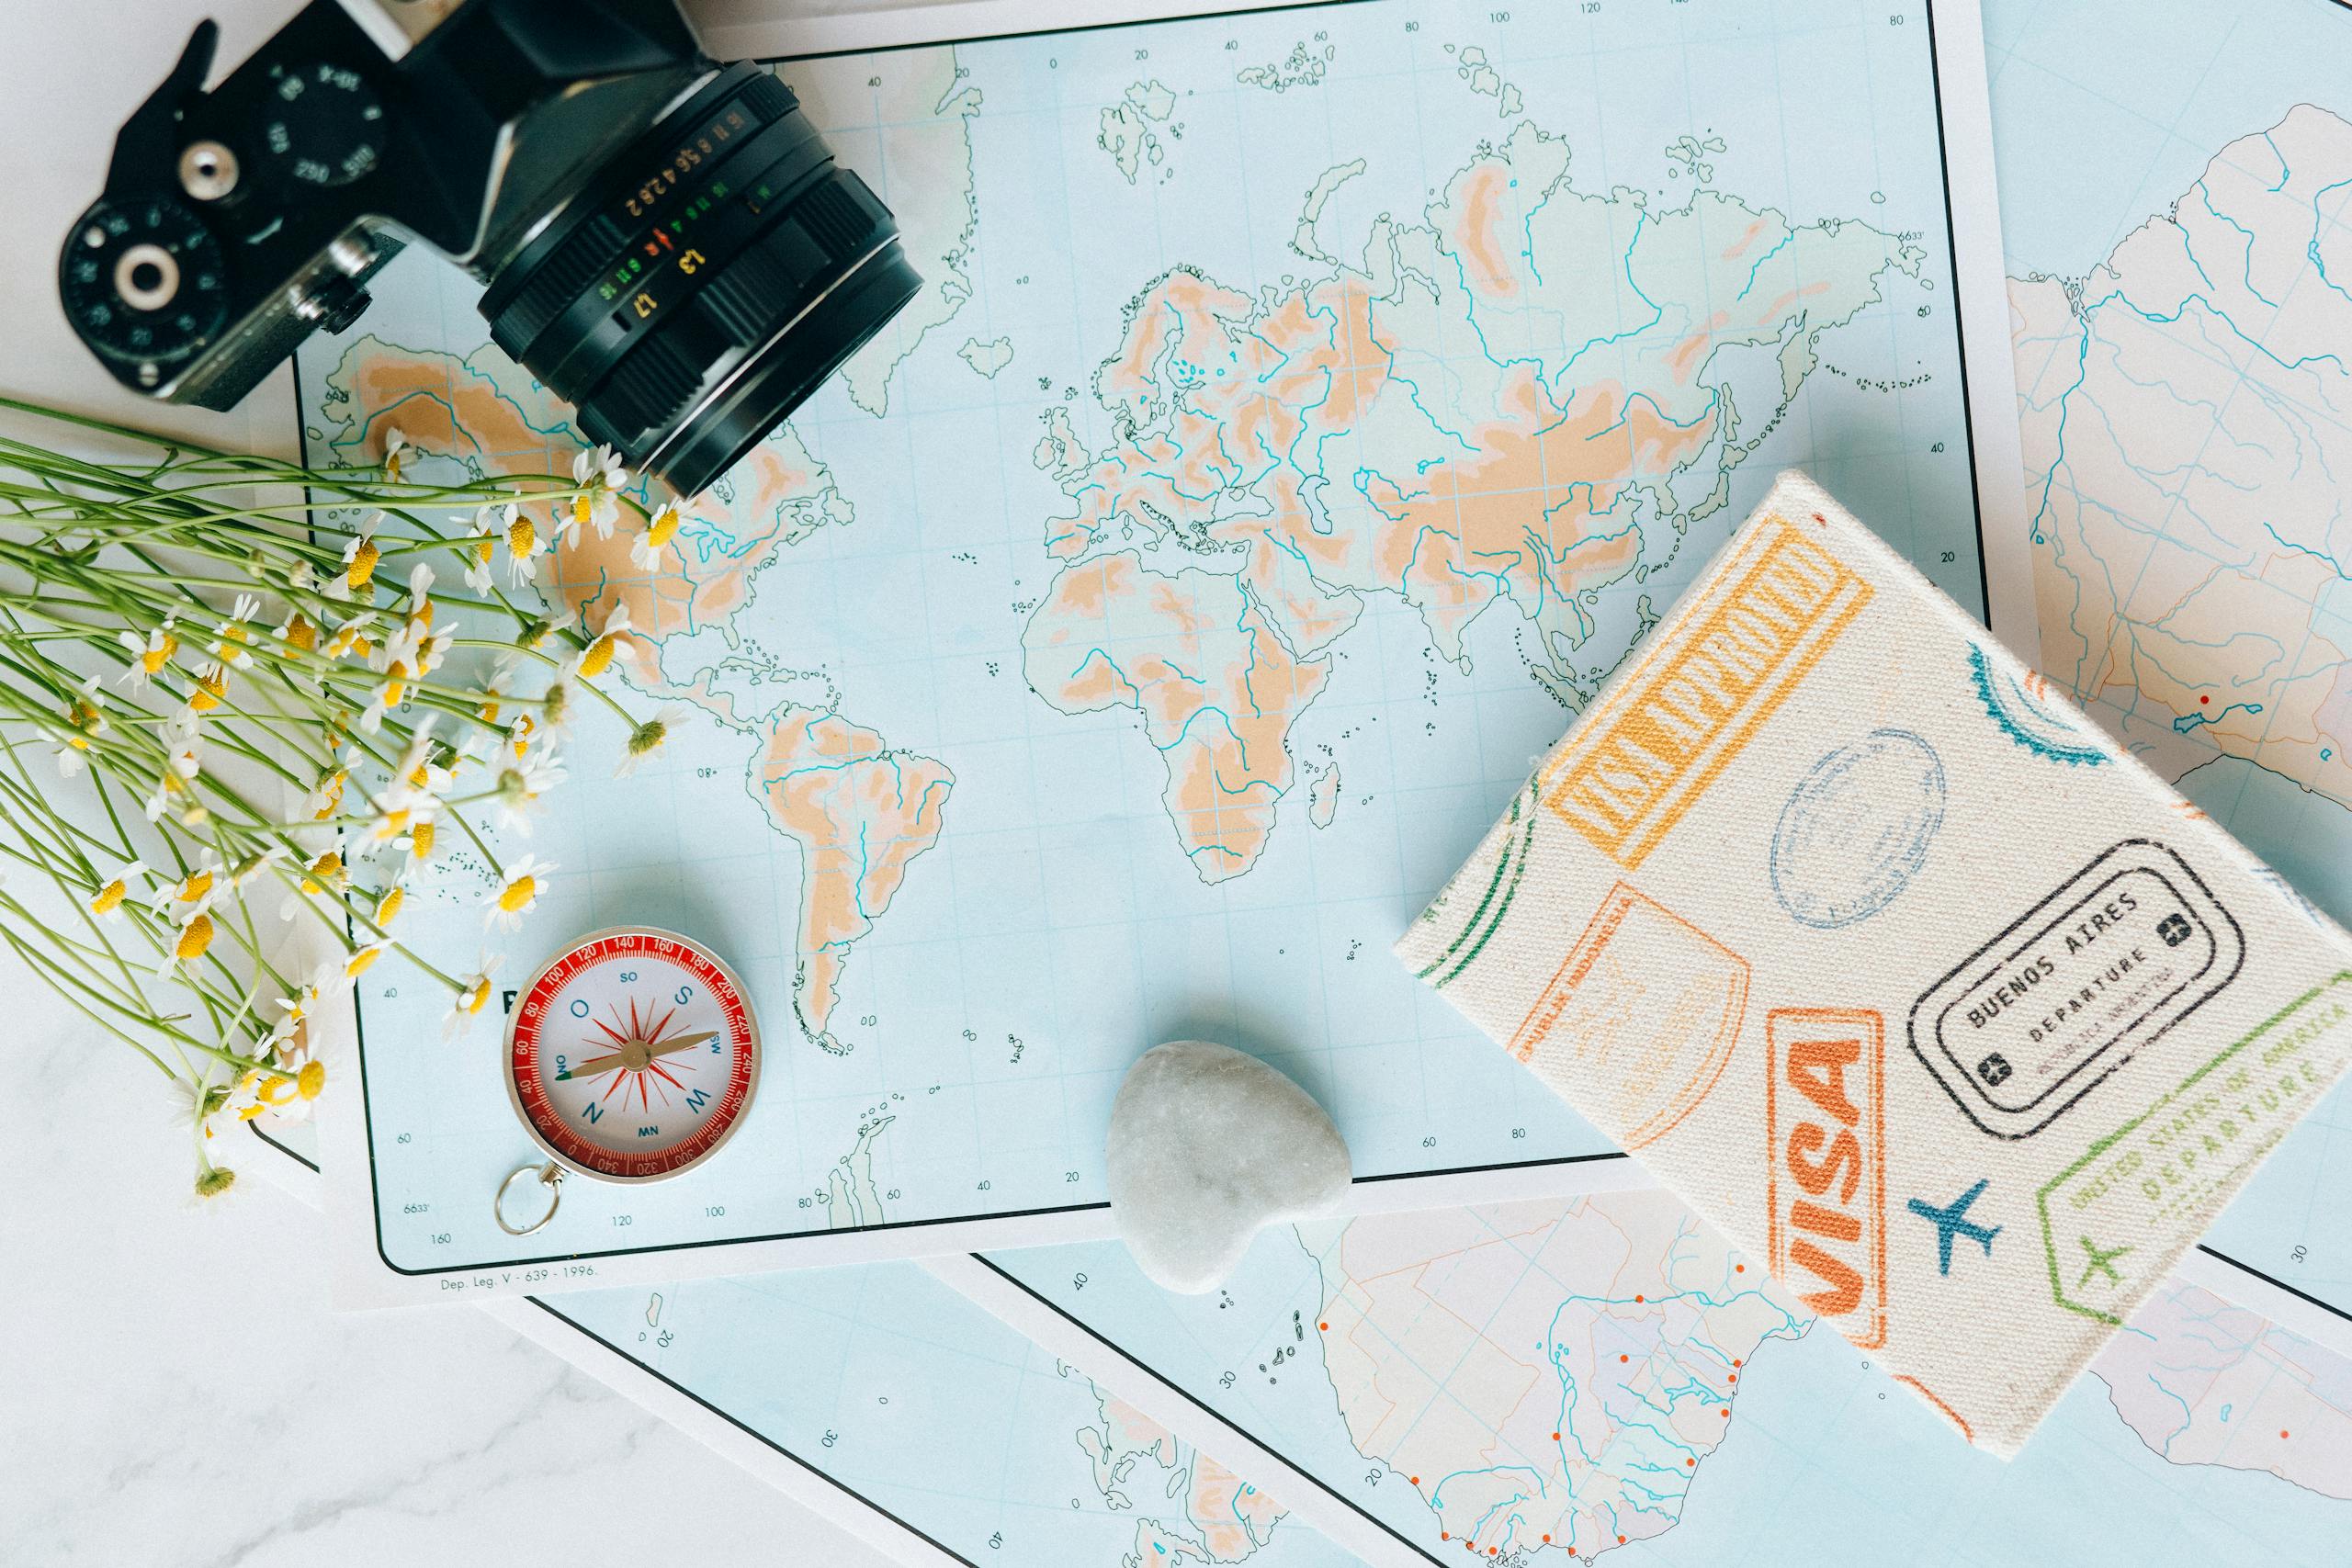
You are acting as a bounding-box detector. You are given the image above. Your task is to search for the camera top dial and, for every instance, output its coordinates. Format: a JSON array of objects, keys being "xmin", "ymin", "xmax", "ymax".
[
  {"xmin": 57, "ymin": 197, "xmax": 228, "ymax": 382},
  {"xmin": 255, "ymin": 59, "xmax": 386, "ymax": 189}
]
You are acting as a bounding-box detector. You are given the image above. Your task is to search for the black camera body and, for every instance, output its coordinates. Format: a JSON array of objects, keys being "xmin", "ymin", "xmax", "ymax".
[{"xmin": 61, "ymin": 0, "xmax": 920, "ymax": 497}]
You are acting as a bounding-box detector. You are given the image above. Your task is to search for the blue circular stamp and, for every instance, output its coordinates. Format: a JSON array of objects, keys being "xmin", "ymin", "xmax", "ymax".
[{"xmin": 1770, "ymin": 728, "xmax": 1947, "ymax": 930}]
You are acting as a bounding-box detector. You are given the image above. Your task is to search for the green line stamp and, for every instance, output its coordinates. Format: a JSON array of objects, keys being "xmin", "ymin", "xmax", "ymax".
[{"xmin": 2037, "ymin": 972, "xmax": 2352, "ymax": 1324}]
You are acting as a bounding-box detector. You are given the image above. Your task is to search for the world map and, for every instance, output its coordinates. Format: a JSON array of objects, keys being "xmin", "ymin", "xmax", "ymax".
[{"xmin": 312, "ymin": 0, "xmax": 1989, "ymax": 1289}]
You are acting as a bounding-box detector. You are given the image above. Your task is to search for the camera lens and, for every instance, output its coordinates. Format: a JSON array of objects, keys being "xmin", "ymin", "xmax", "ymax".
[{"xmin": 481, "ymin": 64, "xmax": 919, "ymax": 499}]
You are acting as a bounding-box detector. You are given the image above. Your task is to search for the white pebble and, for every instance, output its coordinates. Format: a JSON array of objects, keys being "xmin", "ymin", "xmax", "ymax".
[{"xmin": 1105, "ymin": 1040, "xmax": 1352, "ymax": 1293}]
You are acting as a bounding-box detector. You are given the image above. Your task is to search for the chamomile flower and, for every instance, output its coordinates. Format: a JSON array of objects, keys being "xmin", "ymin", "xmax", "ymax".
[
  {"xmin": 117, "ymin": 621, "xmax": 179, "ymax": 692},
  {"xmin": 571, "ymin": 444, "xmax": 628, "ymax": 540},
  {"xmin": 631, "ymin": 502, "xmax": 682, "ymax": 570},
  {"xmin": 304, "ymin": 763, "xmax": 348, "ymax": 822},
  {"xmin": 170, "ymin": 1076, "xmax": 232, "ymax": 1145},
  {"xmin": 444, "ymin": 955, "xmax": 502, "ymax": 1040},
  {"xmin": 89, "ymin": 859, "xmax": 147, "ymax": 920},
  {"xmin": 277, "ymin": 608, "xmax": 318, "ymax": 654},
  {"xmin": 343, "ymin": 939, "xmax": 392, "ymax": 980},
  {"xmin": 572, "ymin": 602, "xmax": 633, "ymax": 679},
  {"xmin": 403, "ymin": 562, "xmax": 436, "ymax": 626},
  {"xmin": 372, "ymin": 883, "xmax": 406, "ymax": 927},
  {"xmin": 151, "ymin": 852, "xmax": 226, "ymax": 918},
  {"xmin": 158, "ymin": 909, "xmax": 217, "ymax": 976},
  {"xmin": 210, "ymin": 593, "xmax": 260, "ymax": 669},
  {"xmin": 183, "ymin": 661, "xmax": 230, "ymax": 717},
  {"xmin": 55, "ymin": 675, "xmax": 107, "ymax": 775},
  {"xmin": 484, "ymin": 854, "xmax": 556, "ymax": 931},
  {"xmin": 325, "ymin": 613, "xmax": 376, "ymax": 661},
  {"xmin": 230, "ymin": 1059, "xmax": 328, "ymax": 1123},
  {"xmin": 407, "ymin": 815, "xmax": 438, "ymax": 863},
  {"xmin": 338, "ymin": 528, "xmax": 382, "ymax": 597},
  {"xmin": 381, "ymin": 425, "xmax": 409, "ymax": 483},
  {"xmin": 616, "ymin": 704, "xmax": 687, "ymax": 778},
  {"xmin": 462, "ymin": 505, "xmax": 505, "ymax": 592},
  {"xmin": 505, "ymin": 507, "xmax": 542, "ymax": 587},
  {"xmin": 280, "ymin": 850, "xmax": 345, "ymax": 920},
  {"xmin": 494, "ymin": 750, "xmax": 567, "ymax": 833}
]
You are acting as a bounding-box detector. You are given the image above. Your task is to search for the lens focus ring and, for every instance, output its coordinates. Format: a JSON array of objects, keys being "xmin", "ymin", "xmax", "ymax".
[{"xmin": 483, "ymin": 63, "xmax": 919, "ymax": 498}]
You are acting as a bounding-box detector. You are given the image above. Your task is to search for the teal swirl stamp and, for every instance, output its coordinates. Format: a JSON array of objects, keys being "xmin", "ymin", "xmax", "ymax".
[{"xmin": 1967, "ymin": 643, "xmax": 2108, "ymax": 766}]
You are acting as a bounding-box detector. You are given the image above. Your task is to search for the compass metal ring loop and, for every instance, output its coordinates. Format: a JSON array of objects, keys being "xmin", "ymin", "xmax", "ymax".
[{"xmin": 492, "ymin": 1159, "xmax": 565, "ymax": 1236}]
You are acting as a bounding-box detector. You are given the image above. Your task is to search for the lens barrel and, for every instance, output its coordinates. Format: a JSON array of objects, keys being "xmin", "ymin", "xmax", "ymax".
[{"xmin": 481, "ymin": 64, "xmax": 919, "ymax": 498}]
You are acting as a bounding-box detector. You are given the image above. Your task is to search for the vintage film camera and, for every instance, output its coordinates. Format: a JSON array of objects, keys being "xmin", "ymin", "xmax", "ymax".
[{"xmin": 58, "ymin": 0, "xmax": 919, "ymax": 496}]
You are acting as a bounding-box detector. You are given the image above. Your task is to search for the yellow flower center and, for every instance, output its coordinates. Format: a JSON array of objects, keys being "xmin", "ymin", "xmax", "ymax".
[
  {"xmin": 68, "ymin": 698, "xmax": 101, "ymax": 732},
  {"xmin": 573, "ymin": 493, "xmax": 594, "ymax": 528},
  {"xmin": 189, "ymin": 669, "xmax": 226, "ymax": 712},
  {"xmin": 91, "ymin": 879, "xmax": 126, "ymax": 914},
  {"xmin": 375, "ymin": 807, "xmax": 412, "ymax": 840},
  {"xmin": 179, "ymin": 870, "xmax": 214, "ymax": 903},
  {"xmin": 297, "ymin": 1060, "xmax": 327, "ymax": 1099},
  {"xmin": 507, "ymin": 516, "xmax": 537, "ymax": 558},
  {"xmin": 285, "ymin": 614, "xmax": 316, "ymax": 653},
  {"xmin": 474, "ymin": 536, "xmax": 494, "ymax": 568},
  {"xmin": 309, "ymin": 851, "xmax": 344, "ymax": 884},
  {"xmin": 347, "ymin": 538, "xmax": 380, "ymax": 589},
  {"xmin": 346, "ymin": 944, "xmax": 384, "ymax": 977},
  {"xmin": 142, "ymin": 633, "xmax": 178, "ymax": 673},
  {"xmin": 478, "ymin": 693, "xmax": 502, "ymax": 725},
  {"xmin": 578, "ymin": 634, "xmax": 619, "ymax": 679},
  {"xmin": 386, "ymin": 451, "xmax": 403, "ymax": 482},
  {"xmin": 462, "ymin": 977, "xmax": 492, "ymax": 1014},
  {"xmin": 175, "ymin": 913, "xmax": 215, "ymax": 962},
  {"xmin": 410, "ymin": 820, "xmax": 436, "ymax": 860},
  {"xmin": 497, "ymin": 874, "xmax": 538, "ymax": 913},
  {"xmin": 313, "ymin": 773, "xmax": 346, "ymax": 820},
  {"xmin": 376, "ymin": 886, "xmax": 405, "ymax": 924},
  {"xmin": 648, "ymin": 509, "xmax": 681, "ymax": 549}
]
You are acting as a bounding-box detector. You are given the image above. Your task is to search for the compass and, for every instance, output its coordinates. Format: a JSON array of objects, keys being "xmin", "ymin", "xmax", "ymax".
[{"xmin": 494, "ymin": 926, "xmax": 760, "ymax": 1234}]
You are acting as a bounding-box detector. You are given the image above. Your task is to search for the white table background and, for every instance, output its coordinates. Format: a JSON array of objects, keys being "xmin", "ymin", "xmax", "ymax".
[{"xmin": 0, "ymin": 3, "xmax": 905, "ymax": 1562}]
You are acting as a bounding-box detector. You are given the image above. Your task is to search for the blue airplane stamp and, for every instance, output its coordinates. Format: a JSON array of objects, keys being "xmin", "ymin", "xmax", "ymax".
[{"xmin": 1906, "ymin": 1179, "xmax": 2001, "ymax": 1276}]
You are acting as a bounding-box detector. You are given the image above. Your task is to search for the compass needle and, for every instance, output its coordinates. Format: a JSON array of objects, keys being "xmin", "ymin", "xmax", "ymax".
[{"xmin": 502, "ymin": 927, "xmax": 761, "ymax": 1190}]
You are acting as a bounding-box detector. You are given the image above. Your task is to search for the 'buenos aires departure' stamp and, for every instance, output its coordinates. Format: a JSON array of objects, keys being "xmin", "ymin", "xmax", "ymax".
[{"xmin": 1908, "ymin": 840, "xmax": 2245, "ymax": 1139}]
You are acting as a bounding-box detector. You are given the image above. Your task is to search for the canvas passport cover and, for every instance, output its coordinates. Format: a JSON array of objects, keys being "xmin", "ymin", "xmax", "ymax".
[{"xmin": 1396, "ymin": 470, "xmax": 2352, "ymax": 1454}]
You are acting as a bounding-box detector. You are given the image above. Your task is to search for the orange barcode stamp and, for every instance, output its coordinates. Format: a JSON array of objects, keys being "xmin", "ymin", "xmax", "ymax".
[
  {"xmin": 1766, "ymin": 1006, "xmax": 1887, "ymax": 1347},
  {"xmin": 1541, "ymin": 518, "xmax": 1871, "ymax": 868}
]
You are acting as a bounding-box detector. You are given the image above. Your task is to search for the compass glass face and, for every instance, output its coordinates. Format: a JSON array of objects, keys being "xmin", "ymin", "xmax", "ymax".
[{"xmin": 505, "ymin": 930, "xmax": 758, "ymax": 1181}]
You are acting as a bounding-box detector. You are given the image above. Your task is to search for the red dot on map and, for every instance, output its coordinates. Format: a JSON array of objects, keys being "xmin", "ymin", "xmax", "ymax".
[
  {"xmin": 1552, "ymin": 1431, "xmax": 1562, "ymax": 1440},
  {"xmin": 1635, "ymin": 1294, "xmax": 1645, "ymax": 1303},
  {"xmin": 1734, "ymin": 1359, "xmax": 1743, "ymax": 1367},
  {"xmin": 1318, "ymin": 1322, "xmax": 1329, "ymax": 1331},
  {"xmin": 1618, "ymin": 1535, "xmax": 1628, "ymax": 1544},
  {"xmin": 1543, "ymin": 1536, "xmax": 1552, "ymax": 1544},
  {"xmin": 1620, "ymin": 1354, "xmax": 1629, "ymax": 1363},
  {"xmin": 1736, "ymin": 1264, "xmax": 1746, "ymax": 1272},
  {"xmin": 1728, "ymin": 1373, "xmax": 1738, "ymax": 1383},
  {"xmin": 1685, "ymin": 1457, "xmax": 1696, "ymax": 1467},
  {"xmin": 2282, "ymin": 1429, "xmax": 2291, "ymax": 1438},
  {"xmin": 2201, "ymin": 694, "xmax": 2211, "ymax": 704},
  {"xmin": 1722, "ymin": 1407, "xmax": 1731, "ymax": 1417},
  {"xmin": 1441, "ymin": 1532, "xmax": 1450, "ymax": 1540},
  {"xmin": 1410, "ymin": 1476, "xmax": 1420, "ymax": 1485}
]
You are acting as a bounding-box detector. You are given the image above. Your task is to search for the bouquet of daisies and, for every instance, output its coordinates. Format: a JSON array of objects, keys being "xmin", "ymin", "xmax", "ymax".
[{"xmin": 0, "ymin": 397, "xmax": 673, "ymax": 1197}]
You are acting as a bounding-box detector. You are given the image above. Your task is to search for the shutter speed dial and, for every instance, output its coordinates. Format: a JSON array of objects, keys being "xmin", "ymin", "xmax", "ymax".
[
  {"xmin": 57, "ymin": 197, "xmax": 227, "ymax": 379},
  {"xmin": 258, "ymin": 60, "xmax": 385, "ymax": 188}
]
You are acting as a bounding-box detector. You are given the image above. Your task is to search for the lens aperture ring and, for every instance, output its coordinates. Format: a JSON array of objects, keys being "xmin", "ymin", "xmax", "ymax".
[
  {"xmin": 525, "ymin": 122, "xmax": 834, "ymax": 401},
  {"xmin": 575, "ymin": 169, "xmax": 899, "ymax": 454},
  {"xmin": 485, "ymin": 68, "xmax": 798, "ymax": 360}
]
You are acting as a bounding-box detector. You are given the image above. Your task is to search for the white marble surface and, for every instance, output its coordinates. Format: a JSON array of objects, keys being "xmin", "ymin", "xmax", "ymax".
[{"xmin": 0, "ymin": 2, "xmax": 898, "ymax": 1562}]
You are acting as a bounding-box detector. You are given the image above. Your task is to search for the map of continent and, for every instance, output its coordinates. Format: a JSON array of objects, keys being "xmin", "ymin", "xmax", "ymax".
[
  {"xmin": 1026, "ymin": 119, "xmax": 1922, "ymax": 880},
  {"xmin": 1302, "ymin": 1198, "xmax": 1802, "ymax": 1557},
  {"xmin": 2015, "ymin": 103, "xmax": 2352, "ymax": 802}
]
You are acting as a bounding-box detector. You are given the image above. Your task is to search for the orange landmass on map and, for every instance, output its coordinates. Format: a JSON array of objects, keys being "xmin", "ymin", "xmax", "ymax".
[{"xmin": 754, "ymin": 706, "xmax": 954, "ymax": 1053}]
